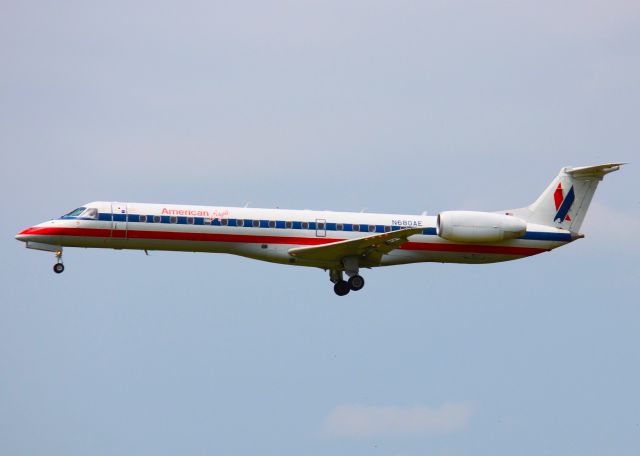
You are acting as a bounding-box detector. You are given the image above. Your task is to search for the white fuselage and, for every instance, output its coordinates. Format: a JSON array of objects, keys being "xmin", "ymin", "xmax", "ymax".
[{"xmin": 16, "ymin": 201, "xmax": 572, "ymax": 269}]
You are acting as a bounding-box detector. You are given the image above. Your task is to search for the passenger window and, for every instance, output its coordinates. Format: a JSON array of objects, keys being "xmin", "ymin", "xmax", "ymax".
[
  {"xmin": 237, "ymin": 219, "xmax": 244, "ymax": 227},
  {"xmin": 268, "ymin": 221, "xmax": 276, "ymax": 228},
  {"xmin": 170, "ymin": 216, "xmax": 177, "ymax": 224},
  {"xmin": 285, "ymin": 221, "xmax": 293, "ymax": 229},
  {"xmin": 301, "ymin": 221, "xmax": 309, "ymax": 230},
  {"xmin": 221, "ymin": 218, "xmax": 228, "ymax": 226},
  {"xmin": 187, "ymin": 217, "xmax": 194, "ymax": 224},
  {"xmin": 352, "ymin": 224, "xmax": 360, "ymax": 231},
  {"xmin": 253, "ymin": 220, "xmax": 260, "ymax": 227},
  {"xmin": 153, "ymin": 215, "xmax": 161, "ymax": 223},
  {"xmin": 140, "ymin": 215, "xmax": 147, "ymax": 223},
  {"xmin": 317, "ymin": 222, "xmax": 325, "ymax": 230},
  {"xmin": 336, "ymin": 223, "xmax": 343, "ymax": 231},
  {"xmin": 384, "ymin": 225, "xmax": 391, "ymax": 232},
  {"xmin": 368, "ymin": 225, "xmax": 376, "ymax": 232}
]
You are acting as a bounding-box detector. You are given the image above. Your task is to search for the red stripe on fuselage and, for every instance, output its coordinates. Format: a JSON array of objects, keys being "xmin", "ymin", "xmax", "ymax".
[
  {"xmin": 401, "ymin": 241, "xmax": 546, "ymax": 256},
  {"xmin": 21, "ymin": 226, "xmax": 340, "ymax": 246},
  {"xmin": 21, "ymin": 226, "xmax": 548, "ymax": 256}
]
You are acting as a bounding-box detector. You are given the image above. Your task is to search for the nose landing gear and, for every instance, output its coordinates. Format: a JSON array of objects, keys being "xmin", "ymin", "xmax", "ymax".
[{"xmin": 53, "ymin": 249, "xmax": 64, "ymax": 274}]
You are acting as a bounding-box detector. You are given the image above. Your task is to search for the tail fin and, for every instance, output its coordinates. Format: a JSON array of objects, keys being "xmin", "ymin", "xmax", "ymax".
[{"xmin": 509, "ymin": 163, "xmax": 625, "ymax": 232}]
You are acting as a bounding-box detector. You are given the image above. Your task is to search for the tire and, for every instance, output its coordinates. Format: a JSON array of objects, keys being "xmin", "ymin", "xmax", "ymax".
[
  {"xmin": 333, "ymin": 280, "xmax": 350, "ymax": 296},
  {"xmin": 348, "ymin": 275, "xmax": 365, "ymax": 291},
  {"xmin": 53, "ymin": 263, "xmax": 64, "ymax": 274}
]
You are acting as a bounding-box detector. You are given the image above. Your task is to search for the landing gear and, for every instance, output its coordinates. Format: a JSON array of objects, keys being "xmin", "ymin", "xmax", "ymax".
[
  {"xmin": 348, "ymin": 274, "xmax": 365, "ymax": 291},
  {"xmin": 333, "ymin": 280, "xmax": 350, "ymax": 296},
  {"xmin": 330, "ymin": 270, "xmax": 348, "ymax": 296},
  {"xmin": 53, "ymin": 249, "xmax": 64, "ymax": 274},
  {"xmin": 329, "ymin": 261, "xmax": 366, "ymax": 296},
  {"xmin": 342, "ymin": 256, "xmax": 365, "ymax": 293}
]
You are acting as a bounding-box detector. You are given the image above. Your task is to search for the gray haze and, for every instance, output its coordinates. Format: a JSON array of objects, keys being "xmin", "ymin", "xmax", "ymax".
[{"xmin": 1, "ymin": 1, "xmax": 639, "ymax": 455}]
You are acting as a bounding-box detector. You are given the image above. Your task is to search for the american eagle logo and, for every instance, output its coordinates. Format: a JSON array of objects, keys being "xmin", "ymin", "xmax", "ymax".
[{"xmin": 553, "ymin": 183, "xmax": 575, "ymax": 223}]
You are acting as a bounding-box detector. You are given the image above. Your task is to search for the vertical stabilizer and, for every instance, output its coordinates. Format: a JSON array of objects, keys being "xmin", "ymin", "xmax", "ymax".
[{"xmin": 509, "ymin": 163, "xmax": 624, "ymax": 232}]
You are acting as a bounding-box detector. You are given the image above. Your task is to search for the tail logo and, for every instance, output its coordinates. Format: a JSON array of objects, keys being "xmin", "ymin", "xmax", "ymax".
[{"xmin": 553, "ymin": 183, "xmax": 575, "ymax": 223}]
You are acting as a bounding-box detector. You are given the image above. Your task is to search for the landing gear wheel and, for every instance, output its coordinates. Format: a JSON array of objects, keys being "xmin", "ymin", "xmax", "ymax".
[
  {"xmin": 53, "ymin": 263, "xmax": 65, "ymax": 274},
  {"xmin": 348, "ymin": 275, "xmax": 365, "ymax": 291},
  {"xmin": 333, "ymin": 280, "xmax": 350, "ymax": 296}
]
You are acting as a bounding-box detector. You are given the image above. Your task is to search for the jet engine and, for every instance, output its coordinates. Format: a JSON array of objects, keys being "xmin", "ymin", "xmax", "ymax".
[{"xmin": 436, "ymin": 211, "xmax": 526, "ymax": 243}]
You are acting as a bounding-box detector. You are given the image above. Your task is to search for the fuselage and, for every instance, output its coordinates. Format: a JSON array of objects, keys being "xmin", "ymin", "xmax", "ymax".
[{"xmin": 16, "ymin": 201, "xmax": 573, "ymax": 270}]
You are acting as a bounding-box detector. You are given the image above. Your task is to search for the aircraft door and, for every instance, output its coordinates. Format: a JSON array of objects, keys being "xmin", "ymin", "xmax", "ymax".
[
  {"xmin": 315, "ymin": 218, "xmax": 326, "ymax": 237},
  {"xmin": 111, "ymin": 202, "xmax": 128, "ymax": 238}
]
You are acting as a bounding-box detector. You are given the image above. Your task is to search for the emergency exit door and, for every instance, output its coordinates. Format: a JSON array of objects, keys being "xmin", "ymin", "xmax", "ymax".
[
  {"xmin": 110, "ymin": 203, "xmax": 128, "ymax": 238},
  {"xmin": 315, "ymin": 218, "xmax": 326, "ymax": 237}
]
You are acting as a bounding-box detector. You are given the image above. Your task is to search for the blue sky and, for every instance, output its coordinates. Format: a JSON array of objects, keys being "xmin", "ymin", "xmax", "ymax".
[{"xmin": 1, "ymin": 1, "xmax": 639, "ymax": 455}]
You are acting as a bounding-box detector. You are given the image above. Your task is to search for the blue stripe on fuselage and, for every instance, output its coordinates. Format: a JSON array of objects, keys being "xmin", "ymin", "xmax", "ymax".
[
  {"xmin": 62, "ymin": 212, "xmax": 571, "ymax": 242},
  {"xmin": 520, "ymin": 231, "xmax": 572, "ymax": 241}
]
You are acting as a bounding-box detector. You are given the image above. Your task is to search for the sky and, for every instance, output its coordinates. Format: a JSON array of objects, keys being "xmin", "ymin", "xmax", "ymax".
[{"xmin": 1, "ymin": 1, "xmax": 639, "ymax": 455}]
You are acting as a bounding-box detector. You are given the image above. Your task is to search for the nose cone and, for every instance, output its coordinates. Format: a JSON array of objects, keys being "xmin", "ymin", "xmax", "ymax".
[{"xmin": 15, "ymin": 227, "xmax": 35, "ymax": 242}]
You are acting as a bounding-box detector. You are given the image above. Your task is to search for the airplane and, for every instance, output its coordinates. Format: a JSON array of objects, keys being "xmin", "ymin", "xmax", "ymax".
[{"xmin": 16, "ymin": 163, "xmax": 623, "ymax": 296}]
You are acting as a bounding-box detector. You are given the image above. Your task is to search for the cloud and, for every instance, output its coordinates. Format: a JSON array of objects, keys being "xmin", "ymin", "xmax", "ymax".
[{"xmin": 324, "ymin": 403, "xmax": 473, "ymax": 438}]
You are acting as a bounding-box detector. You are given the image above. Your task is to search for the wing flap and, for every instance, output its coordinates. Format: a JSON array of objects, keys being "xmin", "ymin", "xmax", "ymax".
[{"xmin": 288, "ymin": 228, "xmax": 424, "ymax": 263}]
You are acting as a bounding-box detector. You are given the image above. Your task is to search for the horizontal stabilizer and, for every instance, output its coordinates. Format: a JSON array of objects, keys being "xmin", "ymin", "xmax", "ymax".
[{"xmin": 565, "ymin": 163, "xmax": 626, "ymax": 177}]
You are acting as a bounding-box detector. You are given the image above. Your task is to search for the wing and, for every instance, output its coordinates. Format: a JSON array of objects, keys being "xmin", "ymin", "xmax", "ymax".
[{"xmin": 288, "ymin": 227, "xmax": 424, "ymax": 265}]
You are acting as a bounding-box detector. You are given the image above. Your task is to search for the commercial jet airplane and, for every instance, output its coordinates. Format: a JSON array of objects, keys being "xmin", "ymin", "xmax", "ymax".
[{"xmin": 16, "ymin": 163, "xmax": 623, "ymax": 295}]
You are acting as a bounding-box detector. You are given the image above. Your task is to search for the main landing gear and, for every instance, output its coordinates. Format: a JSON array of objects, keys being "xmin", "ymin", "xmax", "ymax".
[
  {"xmin": 53, "ymin": 249, "xmax": 64, "ymax": 274},
  {"xmin": 333, "ymin": 279, "xmax": 350, "ymax": 296},
  {"xmin": 348, "ymin": 274, "xmax": 365, "ymax": 291},
  {"xmin": 330, "ymin": 256, "xmax": 366, "ymax": 296},
  {"xmin": 331, "ymin": 273, "xmax": 366, "ymax": 296}
]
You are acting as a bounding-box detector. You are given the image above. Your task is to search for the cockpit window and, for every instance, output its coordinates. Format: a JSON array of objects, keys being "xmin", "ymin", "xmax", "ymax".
[
  {"xmin": 82, "ymin": 208, "xmax": 98, "ymax": 219},
  {"xmin": 65, "ymin": 207, "xmax": 86, "ymax": 217}
]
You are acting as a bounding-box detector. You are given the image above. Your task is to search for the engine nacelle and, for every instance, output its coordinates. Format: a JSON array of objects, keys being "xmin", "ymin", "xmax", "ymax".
[{"xmin": 436, "ymin": 211, "xmax": 526, "ymax": 243}]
